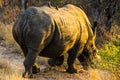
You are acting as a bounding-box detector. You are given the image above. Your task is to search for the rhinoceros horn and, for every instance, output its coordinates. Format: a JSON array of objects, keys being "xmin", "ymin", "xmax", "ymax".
[{"xmin": 92, "ymin": 21, "xmax": 98, "ymax": 37}]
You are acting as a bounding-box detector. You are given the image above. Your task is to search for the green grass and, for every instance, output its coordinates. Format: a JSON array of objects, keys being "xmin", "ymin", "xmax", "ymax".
[{"xmin": 92, "ymin": 40, "xmax": 120, "ymax": 78}]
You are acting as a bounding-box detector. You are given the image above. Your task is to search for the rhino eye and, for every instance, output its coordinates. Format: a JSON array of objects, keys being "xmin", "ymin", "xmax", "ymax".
[{"xmin": 91, "ymin": 44, "xmax": 93, "ymax": 47}]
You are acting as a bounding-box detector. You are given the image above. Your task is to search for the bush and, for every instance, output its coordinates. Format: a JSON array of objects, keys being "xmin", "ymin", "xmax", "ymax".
[{"xmin": 92, "ymin": 40, "xmax": 120, "ymax": 79}]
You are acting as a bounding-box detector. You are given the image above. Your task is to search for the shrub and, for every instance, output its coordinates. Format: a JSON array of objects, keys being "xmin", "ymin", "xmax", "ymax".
[{"xmin": 92, "ymin": 40, "xmax": 120, "ymax": 79}]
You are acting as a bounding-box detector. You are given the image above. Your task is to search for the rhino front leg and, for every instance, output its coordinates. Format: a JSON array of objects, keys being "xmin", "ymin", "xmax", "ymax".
[
  {"xmin": 78, "ymin": 54, "xmax": 89, "ymax": 70},
  {"xmin": 66, "ymin": 51, "xmax": 77, "ymax": 73},
  {"xmin": 21, "ymin": 46, "xmax": 40, "ymax": 75},
  {"xmin": 23, "ymin": 49, "xmax": 38, "ymax": 78}
]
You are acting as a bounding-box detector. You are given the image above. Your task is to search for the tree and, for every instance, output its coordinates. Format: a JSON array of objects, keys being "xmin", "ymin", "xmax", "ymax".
[{"xmin": 89, "ymin": 0, "xmax": 119, "ymax": 30}]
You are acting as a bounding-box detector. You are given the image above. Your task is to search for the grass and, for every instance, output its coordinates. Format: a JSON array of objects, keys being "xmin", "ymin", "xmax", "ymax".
[
  {"xmin": 0, "ymin": 59, "xmax": 27, "ymax": 80},
  {"xmin": 0, "ymin": 22, "xmax": 22, "ymax": 54},
  {"xmin": 92, "ymin": 40, "xmax": 120, "ymax": 79},
  {"xmin": 0, "ymin": 58, "xmax": 13, "ymax": 79},
  {"xmin": 3, "ymin": 73, "xmax": 28, "ymax": 80},
  {"xmin": 0, "ymin": 22, "xmax": 5, "ymax": 40},
  {"xmin": 0, "ymin": 59, "xmax": 13, "ymax": 76},
  {"xmin": 0, "ymin": 0, "xmax": 2, "ymax": 7},
  {"xmin": 0, "ymin": 22, "xmax": 120, "ymax": 79},
  {"xmin": 0, "ymin": 22, "xmax": 15, "ymax": 45}
]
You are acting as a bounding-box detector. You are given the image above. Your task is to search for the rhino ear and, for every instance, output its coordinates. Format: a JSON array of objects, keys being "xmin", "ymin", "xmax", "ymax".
[{"xmin": 92, "ymin": 21, "xmax": 97, "ymax": 36}]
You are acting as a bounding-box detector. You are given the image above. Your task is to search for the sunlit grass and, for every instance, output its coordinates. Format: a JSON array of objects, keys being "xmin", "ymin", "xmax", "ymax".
[
  {"xmin": 0, "ymin": 59, "xmax": 13, "ymax": 75},
  {"xmin": 0, "ymin": 22, "xmax": 14, "ymax": 44},
  {"xmin": 0, "ymin": 59, "xmax": 12, "ymax": 79},
  {"xmin": 3, "ymin": 73, "xmax": 28, "ymax": 80}
]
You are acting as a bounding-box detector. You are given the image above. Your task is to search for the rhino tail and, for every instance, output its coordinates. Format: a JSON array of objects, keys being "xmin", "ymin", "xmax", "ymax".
[{"xmin": 12, "ymin": 12, "xmax": 29, "ymax": 47}]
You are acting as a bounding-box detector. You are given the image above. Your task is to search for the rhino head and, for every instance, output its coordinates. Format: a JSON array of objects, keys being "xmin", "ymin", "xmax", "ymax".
[{"xmin": 78, "ymin": 22, "xmax": 101, "ymax": 69}]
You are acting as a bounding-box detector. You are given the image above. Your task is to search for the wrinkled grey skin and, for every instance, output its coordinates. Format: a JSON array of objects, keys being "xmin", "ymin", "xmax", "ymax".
[{"xmin": 12, "ymin": 4, "xmax": 98, "ymax": 78}]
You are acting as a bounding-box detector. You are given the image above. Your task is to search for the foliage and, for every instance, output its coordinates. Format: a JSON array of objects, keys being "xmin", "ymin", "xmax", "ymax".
[
  {"xmin": 0, "ymin": 0, "xmax": 119, "ymax": 25},
  {"xmin": 92, "ymin": 40, "xmax": 120, "ymax": 78}
]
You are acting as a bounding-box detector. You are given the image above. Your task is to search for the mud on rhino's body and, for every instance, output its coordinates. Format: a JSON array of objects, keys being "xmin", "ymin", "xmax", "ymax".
[{"xmin": 12, "ymin": 4, "xmax": 98, "ymax": 78}]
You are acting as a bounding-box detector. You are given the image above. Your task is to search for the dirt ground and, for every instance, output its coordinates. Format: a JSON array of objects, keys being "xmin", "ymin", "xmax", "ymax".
[{"xmin": 0, "ymin": 42, "xmax": 117, "ymax": 80}]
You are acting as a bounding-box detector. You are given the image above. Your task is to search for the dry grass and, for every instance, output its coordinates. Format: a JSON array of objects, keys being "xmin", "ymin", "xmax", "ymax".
[
  {"xmin": 3, "ymin": 23, "xmax": 14, "ymax": 45},
  {"xmin": 0, "ymin": 58, "xmax": 27, "ymax": 80},
  {"xmin": 0, "ymin": 59, "xmax": 13, "ymax": 75},
  {"xmin": 0, "ymin": 22, "xmax": 5, "ymax": 40},
  {"xmin": 0, "ymin": 0, "xmax": 2, "ymax": 7},
  {"xmin": 0, "ymin": 22, "xmax": 22, "ymax": 54},
  {"xmin": 0, "ymin": 23, "xmax": 24, "ymax": 80},
  {"xmin": 0, "ymin": 22, "xmax": 14, "ymax": 44},
  {"xmin": 3, "ymin": 73, "xmax": 28, "ymax": 80},
  {"xmin": 0, "ymin": 58, "xmax": 12, "ymax": 79}
]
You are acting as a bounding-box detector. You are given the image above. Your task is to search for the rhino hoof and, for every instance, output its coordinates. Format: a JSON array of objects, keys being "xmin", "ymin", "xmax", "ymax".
[
  {"xmin": 66, "ymin": 68, "xmax": 77, "ymax": 73},
  {"xmin": 80, "ymin": 62, "xmax": 89, "ymax": 70},
  {"xmin": 22, "ymin": 72, "xmax": 34, "ymax": 78},
  {"xmin": 32, "ymin": 66, "xmax": 40, "ymax": 74},
  {"xmin": 83, "ymin": 66, "xmax": 89, "ymax": 70}
]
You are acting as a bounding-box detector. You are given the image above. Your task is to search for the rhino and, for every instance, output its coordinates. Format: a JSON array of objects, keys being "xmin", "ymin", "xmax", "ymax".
[{"xmin": 12, "ymin": 4, "xmax": 99, "ymax": 78}]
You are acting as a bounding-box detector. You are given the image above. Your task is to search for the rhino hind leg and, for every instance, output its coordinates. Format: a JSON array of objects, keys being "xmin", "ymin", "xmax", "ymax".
[
  {"xmin": 66, "ymin": 50, "xmax": 77, "ymax": 73},
  {"xmin": 23, "ymin": 49, "xmax": 38, "ymax": 78},
  {"xmin": 48, "ymin": 56, "xmax": 64, "ymax": 66}
]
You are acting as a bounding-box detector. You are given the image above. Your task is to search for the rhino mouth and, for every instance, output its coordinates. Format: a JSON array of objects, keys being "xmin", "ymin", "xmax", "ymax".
[{"xmin": 81, "ymin": 49, "xmax": 94, "ymax": 65}]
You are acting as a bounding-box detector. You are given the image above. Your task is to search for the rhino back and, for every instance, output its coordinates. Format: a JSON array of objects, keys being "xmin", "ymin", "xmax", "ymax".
[{"xmin": 33, "ymin": 5, "xmax": 90, "ymax": 57}]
